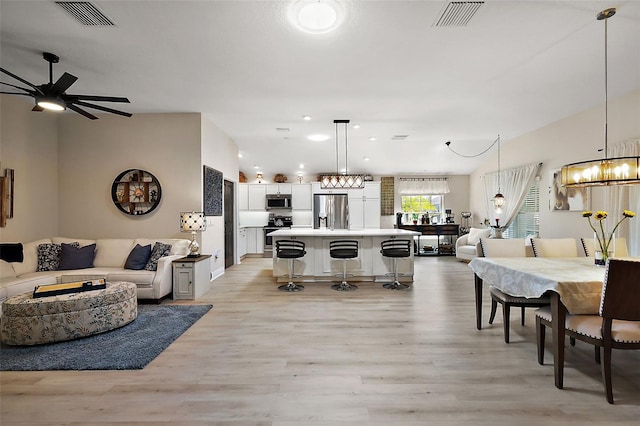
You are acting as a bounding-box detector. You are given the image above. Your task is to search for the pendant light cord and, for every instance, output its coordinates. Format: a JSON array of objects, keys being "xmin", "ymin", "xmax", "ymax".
[
  {"xmin": 604, "ymin": 12, "xmax": 609, "ymax": 159},
  {"xmin": 497, "ymin": 134, "xmax": 501, "ymax": 192}
]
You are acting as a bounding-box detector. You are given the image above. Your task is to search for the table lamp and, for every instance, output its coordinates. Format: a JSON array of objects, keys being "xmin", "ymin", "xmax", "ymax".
[{"xmin": 180, "ymin": 212, "xmax": 206, "ymax": 257}]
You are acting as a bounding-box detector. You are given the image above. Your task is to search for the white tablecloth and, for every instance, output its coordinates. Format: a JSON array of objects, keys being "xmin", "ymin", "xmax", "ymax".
[{"xmin": 469, "ymin": 257, "xmax": 605, "ymax": 314}]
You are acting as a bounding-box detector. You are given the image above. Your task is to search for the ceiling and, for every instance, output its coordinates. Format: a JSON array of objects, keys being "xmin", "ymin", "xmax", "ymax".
[{"xmin": 1, "ymin": 1, "xmax": 639, "ymax": 180}]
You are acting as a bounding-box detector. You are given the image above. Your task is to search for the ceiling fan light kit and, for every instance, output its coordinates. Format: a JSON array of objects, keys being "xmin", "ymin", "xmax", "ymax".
[{"xmin": 0, "ymin": 51, "xmax": 131, "ymax": 120}]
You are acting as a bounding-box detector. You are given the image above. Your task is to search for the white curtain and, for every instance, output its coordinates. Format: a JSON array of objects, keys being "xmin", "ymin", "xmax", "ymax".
[
  {"xmin": 606, "ymin": 139, "xmax": 640, "ymax": 256},
  {"xmin": 398, "ymin": 179, "xmax": 450, "ymax": 195},
  {"xmin": 483, "ymin": 163, "xmax": 541, "ymax": 228}
]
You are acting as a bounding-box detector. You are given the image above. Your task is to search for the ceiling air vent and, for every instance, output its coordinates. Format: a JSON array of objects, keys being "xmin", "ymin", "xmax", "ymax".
[
  {"xmin": 392, "ymin": 135, "xmax": 409, "ymax": 141},
  {"xmin": 434, "ymin": 1, "xmax": 484, "ymax": 27},
  {"xmin": 55, "ymin": 2, "xmax": 115, "ymax": 26},
  {"xmin": 276, "ymin": 128, "xmax": 290, "ymax": 132}
]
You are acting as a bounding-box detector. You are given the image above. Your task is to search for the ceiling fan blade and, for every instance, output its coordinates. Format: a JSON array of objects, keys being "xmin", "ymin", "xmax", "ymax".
[
  {"xmin": 0, "ymin": 67, "xmax": 44, "ymax": 95},
  {"xmin": 32, "ymin": 105, "xmax": 44, "ymax": 112},
  {"xmin": 74, "ymin": 100, "xmax": 132, "ymax": 117},
  {"xmin": 68, "ymin": 104, "xmax": 98, "ymax": 120},
  {"xmin": 1, "ymin": 81, "xmax": 34, "ymax": 93},
  {"xmin": 0, "ymin": 91, "xmax": 31, "ymax": 96},
  {"xmin": 66, "ymin": 94, "xmax": 130, "ymax": 103},
  {"xmin": 50, "ymin": 72, "xmax": 78, "ymax": 94}
]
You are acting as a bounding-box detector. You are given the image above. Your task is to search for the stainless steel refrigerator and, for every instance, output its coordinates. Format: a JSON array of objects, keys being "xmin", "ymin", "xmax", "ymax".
[{"xmin": 313, "ymin": 194, "xmax": 349, "ymax": 229}]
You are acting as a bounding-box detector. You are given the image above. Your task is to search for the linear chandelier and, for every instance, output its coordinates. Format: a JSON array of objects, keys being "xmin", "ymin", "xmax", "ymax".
[
  {"xmin": 320, "ymin": 119, "xmax": 365, "ymax": 189},
  {"xmin": 561, "ymin": 8, "xmax": 640, "ymax": 187}
]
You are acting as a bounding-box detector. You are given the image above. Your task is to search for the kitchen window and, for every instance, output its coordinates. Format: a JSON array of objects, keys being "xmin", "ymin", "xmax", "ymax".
[{"xmin": 401, "ymin": 195, "xmax": 443, "ymax": 223}]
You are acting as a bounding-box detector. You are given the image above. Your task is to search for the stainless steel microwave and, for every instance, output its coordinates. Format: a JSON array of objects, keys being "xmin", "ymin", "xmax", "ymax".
[{"xmin": 265, "ymin": 194, "xmax": 292, "ymax": 210}]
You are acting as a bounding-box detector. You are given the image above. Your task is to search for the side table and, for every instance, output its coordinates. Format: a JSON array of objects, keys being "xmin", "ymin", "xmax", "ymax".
[{"xmin": 172, "ymin": 255, "xmax": 212, "ymax": 300}]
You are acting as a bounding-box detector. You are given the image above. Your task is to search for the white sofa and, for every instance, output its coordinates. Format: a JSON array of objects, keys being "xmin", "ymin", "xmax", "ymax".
[{"xmin": 0, "ymin": 237, "xmax": 191, "ymax": 308}]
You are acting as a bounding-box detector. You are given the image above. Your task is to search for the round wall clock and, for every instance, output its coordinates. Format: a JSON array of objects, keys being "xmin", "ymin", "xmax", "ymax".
[{"xmin": 111, "ymin": 169, "xmax": 162, "ymax": 215}]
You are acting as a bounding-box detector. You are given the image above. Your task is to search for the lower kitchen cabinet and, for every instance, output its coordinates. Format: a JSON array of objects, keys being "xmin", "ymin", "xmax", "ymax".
[{"xmin": 172, "ymin": 255, "xmax": 212, "ymax": 300}]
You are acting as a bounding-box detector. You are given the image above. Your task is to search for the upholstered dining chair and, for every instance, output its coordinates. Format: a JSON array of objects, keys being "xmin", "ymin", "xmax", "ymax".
[
  {"xmin": 530, "ymin": 238, "xmax": 579, "ymax": 257},
  {"xmin": 535, "ymin": 259, "xmax": 640, "ymax": 404},
  {"xmin": 581, "ymin": 237, "xmax": 629, "ymax": 258},
  {"xmin": 479, "ymin": 238, "xmax": 550, "ymax": 343}
]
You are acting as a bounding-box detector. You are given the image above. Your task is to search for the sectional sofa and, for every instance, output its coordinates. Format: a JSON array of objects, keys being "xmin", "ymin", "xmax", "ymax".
[{"xmin": 0, "ymin": 237, "xmax": 191, "ymax": 309}]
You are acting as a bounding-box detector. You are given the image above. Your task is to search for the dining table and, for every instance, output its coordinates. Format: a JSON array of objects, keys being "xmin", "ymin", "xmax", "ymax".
[{"xmin": 468, "ymin": 257, "xmax": 606, "ymax": 389}]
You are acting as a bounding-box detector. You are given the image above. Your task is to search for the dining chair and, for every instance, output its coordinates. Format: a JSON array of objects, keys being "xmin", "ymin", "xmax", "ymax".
[
  {"xmin": 479, "ymin": 238, "xmax": 550, "ymax": 343},
  {"xmin": 580, "ymin": 237, "xmax": 629, "ymax": 258},
  {"xmin": 530, "ymin": 238, "xmax": 578, "ymax": 257},
  {"xmin": 535, "ymin": 258, "xmax": 640, "ymax": 404}
]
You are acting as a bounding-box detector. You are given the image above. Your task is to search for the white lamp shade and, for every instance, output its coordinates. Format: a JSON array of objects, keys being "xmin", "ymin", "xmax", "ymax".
[{"xmin": 180, "ymin": 212, "xmax": 206, "ymax": 232}]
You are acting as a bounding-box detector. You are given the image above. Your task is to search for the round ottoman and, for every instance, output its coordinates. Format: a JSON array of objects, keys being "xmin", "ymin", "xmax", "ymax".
[{"xmin": 0, "ymin": 281, "xmax": 137, "ymax": 346}]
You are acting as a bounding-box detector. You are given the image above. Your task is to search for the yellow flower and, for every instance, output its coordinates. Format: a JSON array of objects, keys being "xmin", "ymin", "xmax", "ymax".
[
  {"xmin": 623, "ymin": 210, "xmax": 636, "ymax": 218},
  {"xmin": 582, "ymin": 211, "xmax": 592, "ymax": 218},
  {"xmin": 594, "ymin": 211, "xmax": 608, "ymax": 220}
]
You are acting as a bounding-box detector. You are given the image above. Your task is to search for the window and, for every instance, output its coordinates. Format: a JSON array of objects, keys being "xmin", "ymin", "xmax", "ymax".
[
  {"xmin": 401, "ymin": 195, "xmax": 443, "ymax": 223},
  {"xmin": 504, "ymin": 179, "xmax": 540, "ymax": 239}
]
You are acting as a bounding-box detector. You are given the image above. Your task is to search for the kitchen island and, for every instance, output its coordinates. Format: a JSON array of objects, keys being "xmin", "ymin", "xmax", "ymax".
[{"xmin": 269, "ymin": 228, "xmax": 420, "ymax": 284}]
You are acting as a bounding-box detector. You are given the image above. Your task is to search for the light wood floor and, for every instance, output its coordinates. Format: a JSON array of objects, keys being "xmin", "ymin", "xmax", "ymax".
[{"xmin": 1, "ymin": 256, "xmax": 638, "ymax": 425}]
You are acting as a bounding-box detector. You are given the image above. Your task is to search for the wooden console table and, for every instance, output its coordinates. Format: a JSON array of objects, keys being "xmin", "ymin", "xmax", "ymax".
[{"xmin": 398, "ymin": 224, "xmax": 459, "ymax": 256}]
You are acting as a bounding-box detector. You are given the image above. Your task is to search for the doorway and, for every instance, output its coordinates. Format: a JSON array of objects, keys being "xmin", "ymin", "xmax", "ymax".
[{"xmin": 223, "ymin": 179, "xmax": 235, "ymax": 269}]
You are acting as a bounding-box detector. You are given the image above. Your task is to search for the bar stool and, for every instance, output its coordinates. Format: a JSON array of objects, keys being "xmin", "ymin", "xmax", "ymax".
[
  {"xmin": 276, "ymin": 240, "xmax": 306, "ymax": 292},
  {"xmin": 380, "ymin": 239, "xmax": 411, "ymax": 290},
  {"xmin": 329, "ymin": 240, "xmax": 359, "ymax": 292}
]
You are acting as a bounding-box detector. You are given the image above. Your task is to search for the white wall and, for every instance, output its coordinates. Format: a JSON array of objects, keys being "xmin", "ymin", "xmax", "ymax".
[
  {"xmin": 57, "ymin": 113, "xmax": 202, "ymax": 239},
  {"xmin": 200, "ymin": 115, "xmax": 239, "ymax": 275},
  {"xmin": 470, "ymin": 89, "xmax": 640, "ymax": 242},
  {"xmin": 0, "ymin": 95, "xmax": 59, "ymax": 242}
]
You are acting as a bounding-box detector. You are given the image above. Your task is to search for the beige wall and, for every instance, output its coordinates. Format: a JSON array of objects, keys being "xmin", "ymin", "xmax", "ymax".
[
  {"xmin": 470, "ymin": 89, "xmax": 640, "ymax": 242},
  {"xmin": 200, "ymin": 115, "xmax": 239, "ymax": 275},
  {"xmin": 57, "ymin": 113, "xmax": 202, "ymax": 239},
  {"xmin": 0, "ymin": 95, "xmax": 59, "ymax": 242}
]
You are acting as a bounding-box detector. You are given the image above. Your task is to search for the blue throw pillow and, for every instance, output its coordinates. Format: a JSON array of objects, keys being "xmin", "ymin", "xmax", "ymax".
[
  {"xmin": 58, "ymin": 243, "xmax": 96, "ymax": 270},
  {"xmin": 124, "ymin": 244, "xmax": 152, "ymax": 270},
  {"xmin": 144, "ymin": 242, "xmax": 172, "ymax": 271},
  {"xmin": 37, "ymin": 242, "xmax": 80, "ymax": 271}
]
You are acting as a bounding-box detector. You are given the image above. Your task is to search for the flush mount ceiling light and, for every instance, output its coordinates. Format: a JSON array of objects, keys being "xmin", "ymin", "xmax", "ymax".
[
  {"xmin": 289, "ymin": 0, "xmax": 343, "ymax": 34},
  {"xmin": 561, "ymin": 8, "xmax": 639, "ymax": 186},
  {"xmin": 307, "ymin": 134, "xmax": 330, "ymax": 142}
]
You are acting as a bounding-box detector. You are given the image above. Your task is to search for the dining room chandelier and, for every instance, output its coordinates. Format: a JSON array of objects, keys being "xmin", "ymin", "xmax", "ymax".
[
  {"xmin": 561, "ymin": 8, "xmax": 640, "ymax": 187},
  {"xmin": 320, "ymin": 119, "xmax": 365, "ymax": 189}
]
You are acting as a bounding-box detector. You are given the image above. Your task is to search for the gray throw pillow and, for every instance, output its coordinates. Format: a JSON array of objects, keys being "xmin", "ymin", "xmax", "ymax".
[
  {"xmin": 124, "ymin": 244, "xmax": 152, "ymax": 270},
  {"xmin": 58, "ymin": 243, "xmax": 96, "ymax": 270},
  {"xmin": 37, "ymin": 242, "xmax": 79, "ymax": 271},
  {"xmin": 144, "ymin": 242, "xmax": 172, "ymax": 271}
]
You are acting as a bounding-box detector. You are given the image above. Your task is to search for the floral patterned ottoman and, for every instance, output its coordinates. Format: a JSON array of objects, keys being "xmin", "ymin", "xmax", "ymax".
[{"xmin": 0, "ymin": 281, "xmax": 137, "ymax": 345}]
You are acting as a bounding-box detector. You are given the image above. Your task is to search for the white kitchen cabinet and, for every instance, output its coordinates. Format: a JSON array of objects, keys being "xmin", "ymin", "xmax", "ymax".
[
  {"xmin": 238, "ymin": 184, "xmax": 249, "ymax": 210},
  {"xmin": 291, "ymin": 183, "xmax": 312, "ymax": 210},
  {"xmin": 348, "ymin": 182, "xmax": 380, "ymax": 229},
  {"xmin": 248, "ymin": 184, "xmax": 266, "ymax": 210},
  {"xmin": 245, "ymin": 227, "xmax": 264, "ymax": 254},
  {"xmin": 238, "ymin": 227, "xmax": 247, "ymax": 257},
  {"xmin": 172, "ymin": 255, "xmax": 211, "ymax": 300},
  {"xmin": 265, "ymin": 183, "xmax": 291, "ymax": 194}
]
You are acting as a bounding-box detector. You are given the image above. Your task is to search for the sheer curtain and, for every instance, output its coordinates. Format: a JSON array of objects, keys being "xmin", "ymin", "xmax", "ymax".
[
  {"xmin": 483, "ymin": 163, "xmax": 541, "ymax": 228},
  {"xmin": 605, "ymin": 139, "xmax": 640, "ymax": 256}
]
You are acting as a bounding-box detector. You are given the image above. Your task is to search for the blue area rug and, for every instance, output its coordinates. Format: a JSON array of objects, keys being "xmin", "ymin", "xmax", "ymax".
[{"xmin": 0, "ymin": 304, "xmax": 212, "ymax": 371}]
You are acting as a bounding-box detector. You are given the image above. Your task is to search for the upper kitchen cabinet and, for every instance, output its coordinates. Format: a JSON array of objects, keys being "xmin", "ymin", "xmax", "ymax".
[
  {"xmin": 291, "ymin": 184, "xmax": 312, "ymax": 210},
  {"xmin": 265, "ymin": 183, "xmax": 292, "ymax": 195},
  {"xmin": 248, "ymin": 184, "xmax": 266, "ymax": 210},
  {"xmin": 238, "ymin": 184, "xmax": 249, "ymax": 210},
  {"xmin": 348, "ymin": 182, "xmax": 381, "ymax": 229}
]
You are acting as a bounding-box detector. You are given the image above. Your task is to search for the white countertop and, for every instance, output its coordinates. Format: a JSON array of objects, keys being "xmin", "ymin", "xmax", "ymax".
[{"xmin": 268, "ymin": 228, "xmax": 420, "ymax": 237}]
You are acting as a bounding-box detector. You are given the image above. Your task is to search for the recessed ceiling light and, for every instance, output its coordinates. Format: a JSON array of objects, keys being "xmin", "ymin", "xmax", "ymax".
[
  {"xmin": 353, "ymin": 124, "xmax": 360, "ymax": 129},
  {"xmin": 253, "ymin": 165, "xmax": 260, "ymax": 169},
  {"xmin": 289, "ymin": 0, "xmax": 343, "ymax": 34},
  {"xmin": 363, "ymin": 157, "xmax": 370, "ymax": 161},
  {"xmin": 238, "ymin": 153, "xmax": 243, "ymax": 158},
  {"xmin": 369, "ymin": 137, "xmax": 377, "ymax": 141},
  {"xmin": 307, "ymin": 134, "xmax": 330, "ymax": 142},
  {"xmin": 299, "ymin": 164, "xmax": 305, "ymax": 169},
  {"xmin": 303, "ymin": 115, "xmax": 311, "ymax": 121}
]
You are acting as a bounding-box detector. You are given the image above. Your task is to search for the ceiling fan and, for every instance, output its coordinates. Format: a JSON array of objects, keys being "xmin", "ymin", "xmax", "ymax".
[{"xmin": 0, "ymin": 52, "xmax": 131, "ymax": 120}]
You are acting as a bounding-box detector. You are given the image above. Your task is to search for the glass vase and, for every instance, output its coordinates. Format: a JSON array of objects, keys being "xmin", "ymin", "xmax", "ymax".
[{"xmin": 594, "ymin": 232, "xmax": 614, "ymax": 266}]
